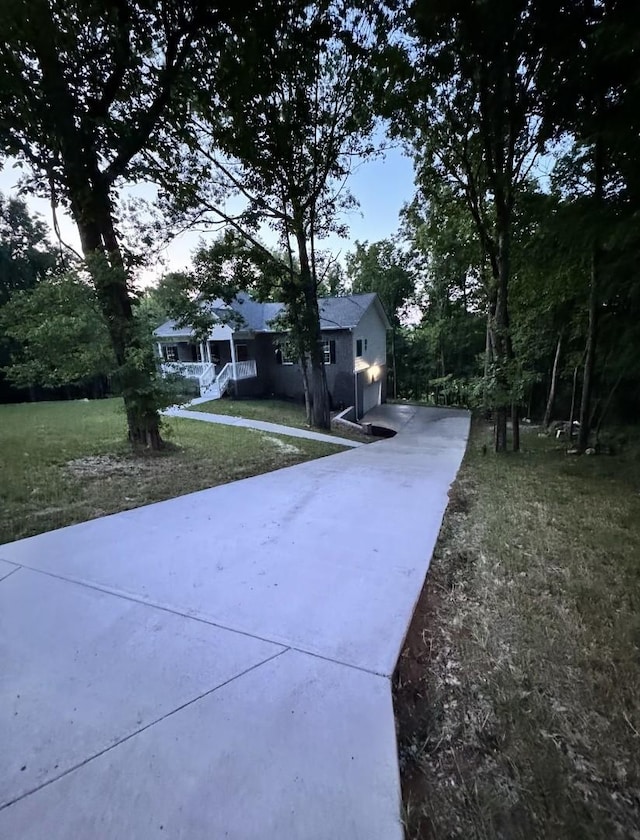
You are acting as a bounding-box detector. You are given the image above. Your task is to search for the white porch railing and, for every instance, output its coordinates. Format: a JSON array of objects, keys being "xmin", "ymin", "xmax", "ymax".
[
  {"xmin": 234, "ymin": 360, "xmax": 257, "ymax": 379},
  {"xmin": 161, "ymin": 361, "xmax": 210, "ymax": 379},
  {"xmin": 161, "ymin": 359, "xmax": 257, "ymax": 398},
  {"xmin": 199, "ymin": 363, "xmax": 216, "ymax": 392},
  {"xmin": 216, "ymin": 363, "xmax": 232, "ymax": 397}
]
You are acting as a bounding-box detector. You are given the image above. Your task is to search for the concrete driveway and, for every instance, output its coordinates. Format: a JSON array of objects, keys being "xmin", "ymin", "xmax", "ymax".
[{"xmin": 0, "ymin": 404, "xmax": 469, "ymax": 839}]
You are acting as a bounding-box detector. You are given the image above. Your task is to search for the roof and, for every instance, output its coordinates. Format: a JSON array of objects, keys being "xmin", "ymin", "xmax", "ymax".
[
  {"xmin": 317, "ymin": 293, "xmax": 382, "ymax": 330},
  {"xmin": 153, "ymin": 319, "xmax": 196, "ymax": 340},
  {"xmin": 153, "ymin": 291, "xmax": 390, "ymax": 338}
]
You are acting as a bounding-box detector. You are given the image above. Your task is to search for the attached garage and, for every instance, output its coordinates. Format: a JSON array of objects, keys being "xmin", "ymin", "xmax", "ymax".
[
  {"xmin": 356, "ymin": 368, "xmax": 384, "ymax": 419},
  {"xmin": 362, "ymin": 379, "xmax": 382, "ymax": 415}
]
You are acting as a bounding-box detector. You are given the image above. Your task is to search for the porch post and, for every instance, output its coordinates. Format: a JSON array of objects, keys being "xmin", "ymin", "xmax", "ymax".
[
  {"xmin": 199, "ymin": 341, "xmax": 206, "ymax": 363},
  {"xmin": 205, "ymin": 341, "xmax": 211, "ymax": 363},
  {"xmin": 230, "ymin": 338, "xmax": 238, "ymax": 380},
  {"xmin": 156, "ymin": 342, "xmax": 163, "ymax": 361}
]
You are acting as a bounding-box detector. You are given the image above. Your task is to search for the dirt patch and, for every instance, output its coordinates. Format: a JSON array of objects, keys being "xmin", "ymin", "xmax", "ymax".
[
  {"xmin": 258, "ymin": 435, "xmax": 302, "ymax": 455},
  {"xmin": 65, "ymin": 454, "xmax": 162, "ymax": 479}
]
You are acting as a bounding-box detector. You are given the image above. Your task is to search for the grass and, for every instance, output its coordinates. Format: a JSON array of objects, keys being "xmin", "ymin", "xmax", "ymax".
[
  {"xmin": 0, "ymin": 398, "xmax": 343, "ymax": 544},
  {"xmin": 193, "ymin": 397, "xmax": 310, "ymax": 428},
  {"xmin": 394, "ymin": 421, "xmax": 640, "ymax": 840},
  {"xmin": 190, "ymin": 396, "xmax": 374, "ymax": 442}
]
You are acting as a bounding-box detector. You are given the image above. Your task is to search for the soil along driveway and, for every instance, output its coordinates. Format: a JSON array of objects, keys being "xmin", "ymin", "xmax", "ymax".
[{"xmin": 0, "ymin": 405, "xmax": 469, "ymax": 840}]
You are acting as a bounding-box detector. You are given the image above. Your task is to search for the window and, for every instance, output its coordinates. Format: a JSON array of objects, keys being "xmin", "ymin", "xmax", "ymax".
[
  {"xmin": 163, "ymin": 345, "xmax": 178, "ymax": 362},
  {"xmin": 235, "ymin": 343, "xmax": 249, "ymax": 362},
  {"xmin": 322, "ymin": 340, "xmax": 336, "ymax": 365},
  {"xmin": 278, "ymin": 339, "xmax": 297, "ymax": 365},
  {"xmin": 356, "ymin": 338, "xmax": 363, "ymax": 357}
]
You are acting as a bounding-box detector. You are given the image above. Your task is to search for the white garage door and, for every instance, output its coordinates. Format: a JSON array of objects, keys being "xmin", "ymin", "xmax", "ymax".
[{"xmin": 362, "ymin": 380, "xmax": 381, "ymax": 415}]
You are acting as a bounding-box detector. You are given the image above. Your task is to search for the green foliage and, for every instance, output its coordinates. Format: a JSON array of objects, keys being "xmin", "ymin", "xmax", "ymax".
[
  {"xmin": 346, "ymin": 239, "xmax": 414, "ymax": 324},
  {"xmin": 0, "ymin": 193, "xmax": 63, "ymax": 306},
  {"xmin": 0, "ymin": 274, "xmax": 114, "ymax": 388}
]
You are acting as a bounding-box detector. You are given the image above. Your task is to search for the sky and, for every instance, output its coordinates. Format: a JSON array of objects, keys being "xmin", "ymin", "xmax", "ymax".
[{"xmin": 0, "ymin": 146, "xmax": 416, "ymax": 287}]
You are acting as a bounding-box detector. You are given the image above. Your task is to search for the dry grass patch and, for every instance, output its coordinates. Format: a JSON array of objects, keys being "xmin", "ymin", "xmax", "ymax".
[{"xmin": 394, "ymin": 420, "xmax": 640, "ymax": 840}]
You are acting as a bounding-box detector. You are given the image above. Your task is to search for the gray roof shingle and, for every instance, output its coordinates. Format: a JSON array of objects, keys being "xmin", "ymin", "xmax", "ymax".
[{"xmin": 153, "ymin": 291, "xmax": 385, "ymax": 338}]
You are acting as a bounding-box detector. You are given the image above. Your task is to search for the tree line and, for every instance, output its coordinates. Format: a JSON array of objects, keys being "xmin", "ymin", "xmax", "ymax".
[{"xmin": 1, "ymin": 0, "xmax": 638, "ymax": 451}]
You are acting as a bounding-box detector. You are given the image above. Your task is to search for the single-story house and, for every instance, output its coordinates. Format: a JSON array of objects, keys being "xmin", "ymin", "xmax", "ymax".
[{"xmin": 153, "ymin": 291, "xmax": 391, "ymax": 418}]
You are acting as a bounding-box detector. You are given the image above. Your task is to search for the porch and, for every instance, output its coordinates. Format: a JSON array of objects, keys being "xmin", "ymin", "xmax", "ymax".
[{"xmin": 157, "ymin": 336, "xmax": 258, "ymax": 399}]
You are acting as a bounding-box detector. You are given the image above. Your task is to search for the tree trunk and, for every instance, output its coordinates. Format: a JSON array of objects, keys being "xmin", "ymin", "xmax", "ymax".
[
  {"xmin": 568, "ymin": 363, "xmax": 580, "ymax": 440},
  {"xmin": 73, "ymin": 184, "xmax": 163, "ymax": 449},
  {"xmin": 543, "ymin": 329, "xmax": 564, "ymax": 429},
  {"xmin": 492, "ymin": 241, "xmax": 510, "ymax": 452},
  {"xmin": 511, "ymin": 402, "xmax": 520, "ymax": 452},
  {"xmin": 578, "ymin": 132, "xmax": 604, "ymax": 452},
  {"xmin": 495, "ymin": 406, "xmax": 507, "ymax": 451},
  {"xmin": 577, "ymin": 249, "xmax": 599, "ymax": 452},
  {"xmin": 595, "ymin": 372, "xmax": 623, "ymax": 440},
  {"xmin": 294, "ymin": 228, "xmax": 330, "ymax": 429}
]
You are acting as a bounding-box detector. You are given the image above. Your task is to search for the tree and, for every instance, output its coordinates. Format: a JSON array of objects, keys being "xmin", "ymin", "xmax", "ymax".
[
  {"xmin": 346, "ymin": 239, "xmax": 414, "ymax": 398},
  {"xmin": 539, "ymin": 0, "xmax": 640, "ymax": 450},
  {"xmin": 152, "ymin": 0, "xmax": 391, "ymax": 428},
  {"xmin": 0, "ymin": 274, "xmax": 114, "ymax": 389},
  {"xmin": 395, "ymin": 0, "xmax": 554, "ymax": 451},
  {"xmin": 0, "ymin": 193, "xmax": 61, "ymax": 306},
  {"xmin": 0, "ymin": 0, "xmax": 245, "ymax": 447}
]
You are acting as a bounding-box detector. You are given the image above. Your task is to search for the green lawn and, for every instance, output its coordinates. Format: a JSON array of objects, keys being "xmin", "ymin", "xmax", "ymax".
[
  {"xmin": 395, "ymin": 421, "xmax": 640, "ymax": 839},
  {"xmin": 193, "ymin": 397, "xmax": 309, "ymax": 428},
  {"xmin": 0, "ymin": 398, "xmax": 343, "ymax": 544},
  {"xmin": 190, "ymin": 397, "xmax": 373, "ymax": 442}
]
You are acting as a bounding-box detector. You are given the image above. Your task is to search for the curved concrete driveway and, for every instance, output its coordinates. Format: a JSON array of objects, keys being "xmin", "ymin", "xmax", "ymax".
[{"xmin": 0, "ymin": 405, "xmax": 469, "ymax": 839}]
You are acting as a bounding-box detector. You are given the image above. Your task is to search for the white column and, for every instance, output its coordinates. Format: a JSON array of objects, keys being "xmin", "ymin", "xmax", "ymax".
[
  {"xmin": 230, "ymin": 339, "xmax": 238, "ymax": 380},
  {"xmin": 205, "ymin": 341, "xmax": 211, "ymax": 363},
  {"xmin": 157, "ymin": 342, "xmax": 163, "ymax": 361}
]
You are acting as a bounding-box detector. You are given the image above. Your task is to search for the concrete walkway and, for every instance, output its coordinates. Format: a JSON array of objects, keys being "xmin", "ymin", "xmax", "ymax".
[
  {"xmin": 163, "ymin": 405, "xmax": 362, "ymax": 447},
  {"xmin": 0, "ymin": 405, "xmax": 470, "ymax": 839}
]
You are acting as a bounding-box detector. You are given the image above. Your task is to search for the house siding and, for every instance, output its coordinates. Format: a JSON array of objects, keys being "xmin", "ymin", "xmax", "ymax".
[
  {"xmin": 261, "ymin": 330, "xmax": 355, "ymax": 409},
  {"xmin": 324, "ymin": 330, "xmax": 355, "ymax": 409},
  {"xmin": 352, "ymin": 302, "xmax": 387, "ymax": 368}
]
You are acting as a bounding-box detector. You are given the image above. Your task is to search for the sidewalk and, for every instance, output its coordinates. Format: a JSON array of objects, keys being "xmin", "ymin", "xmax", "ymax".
[{"xmin": 163, "ymin": 405, "xmax": 362, "ymax": 448}]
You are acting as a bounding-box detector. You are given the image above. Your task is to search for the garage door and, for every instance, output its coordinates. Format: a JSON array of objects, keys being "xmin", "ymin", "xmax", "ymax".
[{"xmin": 362, "ymin": 380, "xmax": 381, "ymax": 414}]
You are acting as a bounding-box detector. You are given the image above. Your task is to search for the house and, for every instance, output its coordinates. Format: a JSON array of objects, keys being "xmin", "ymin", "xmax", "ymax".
[{"xmin": 153, "ymin": 291, "xmax": 391, "ymax": 419}]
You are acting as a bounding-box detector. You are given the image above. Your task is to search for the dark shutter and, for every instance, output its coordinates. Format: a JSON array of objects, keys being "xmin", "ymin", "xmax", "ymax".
[
  {"xmin": 356, "ymin": 339, "xmax": 363, "ymax": 356},
  {"xmin": 329, "ymin": 340, "xmax": 336, "ymax": 364}
]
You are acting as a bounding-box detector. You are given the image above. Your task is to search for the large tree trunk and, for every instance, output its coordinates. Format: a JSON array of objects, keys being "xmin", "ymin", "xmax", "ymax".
[
  {"xmin": 568, "ymin": 362, "xmax": 580, "ymax": 441},
  {"xmin": 578, "ymin": 132, "xmax": 604, "ymax": 452},
  {"xmin": 543, "ymin": 329, "xmax": 564, "ymax": 429},
  {"xmin": 511, "ymin": 402, "xmax": 520, "ymax": 452},
  {"xmin": 491, "ymin": 213, "xmax": 519, "ymax": 452},
  {"xmin": 577, "ymin": 249, "xmax": 599, "ymax": 452},
  {"xmin": 492, "ymin": 252, "xmax": 509, "ymax": 452},
  {"xmin": 73, "ymin": 183, "xmax": 163, "ymax": 449},
  {"xmin": 294, "ymin": 229, "xmax": 330, "ymax": 430}
]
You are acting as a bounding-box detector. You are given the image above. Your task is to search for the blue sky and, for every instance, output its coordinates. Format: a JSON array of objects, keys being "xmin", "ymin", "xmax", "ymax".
[{"xmin": 0, "ymin": 146, "xmax": 416, "ymax": 286}]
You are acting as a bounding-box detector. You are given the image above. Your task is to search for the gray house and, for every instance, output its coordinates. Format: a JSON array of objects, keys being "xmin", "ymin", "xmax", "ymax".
[{"xmin": 153, "ymin": 291, "xmax": 391, "ymax": 418}]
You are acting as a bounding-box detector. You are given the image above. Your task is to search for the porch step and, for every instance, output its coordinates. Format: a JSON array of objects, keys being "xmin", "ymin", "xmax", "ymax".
[{"xmin": 201, "ymin": 384, "xmax": 221, "ymax": 400}]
